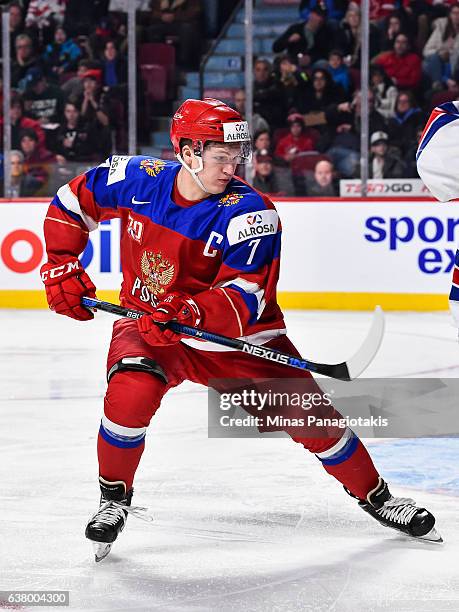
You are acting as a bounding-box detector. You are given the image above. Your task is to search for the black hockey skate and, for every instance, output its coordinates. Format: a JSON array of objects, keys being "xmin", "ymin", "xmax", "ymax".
[
  {"xmin": 85, "ymin": 477, "xmax": 134, "ymax": 562},
  {"xmin": 348, "ymin": 478, "xmax": 443, "ymax": 543}
]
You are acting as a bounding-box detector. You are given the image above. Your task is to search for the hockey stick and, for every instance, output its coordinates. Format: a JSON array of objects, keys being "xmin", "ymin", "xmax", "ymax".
[{"xmin": 81, "ymin": 297, "xmax": 385, "ymax": 381}]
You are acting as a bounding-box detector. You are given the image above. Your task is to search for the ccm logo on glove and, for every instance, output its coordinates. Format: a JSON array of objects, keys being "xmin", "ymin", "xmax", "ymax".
[
  {"xmin": 41, "ymin": 259, "xmax": 80, "ymax": 281},
  {"xmin": 40, "ymin": 256, "xmax": 97, "ymax": 321}
]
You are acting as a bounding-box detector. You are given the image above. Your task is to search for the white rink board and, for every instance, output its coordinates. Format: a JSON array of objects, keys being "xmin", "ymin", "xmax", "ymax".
[
  {"xmin": 276, "ymin": 199, "xmax": 459, "ymax": 294},
  {"xmin": 0, "ymin": 199, "xmax": 458, "ymax": 295}
]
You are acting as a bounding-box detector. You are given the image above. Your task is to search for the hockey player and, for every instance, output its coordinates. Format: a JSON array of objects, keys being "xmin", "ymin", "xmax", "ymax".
[
  {"xmin": 417, "ymin": 101, "xmax": 459, "ymax": 330},
  {"xmin": 40, "ymin": 98, "xmax": 441, "ymax": 561}
]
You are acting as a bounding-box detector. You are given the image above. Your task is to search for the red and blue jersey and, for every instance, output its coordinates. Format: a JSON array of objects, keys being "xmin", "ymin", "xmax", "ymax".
[{"xmin": 43, "ymin": 155, "xmax": 286, "ymax": 348}]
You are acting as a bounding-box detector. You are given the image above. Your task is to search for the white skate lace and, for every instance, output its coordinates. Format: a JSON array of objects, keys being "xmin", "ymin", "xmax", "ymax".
[
  {"xmin": 91, "ymin": 500, "xmax": 154, "ymax": 525},
  {"xmin": 376, "ymin": 497, "xmax": 418, "ymax": 525}
]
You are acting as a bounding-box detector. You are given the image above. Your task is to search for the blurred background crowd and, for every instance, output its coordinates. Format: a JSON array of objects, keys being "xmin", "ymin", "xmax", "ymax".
[{"xmin": 0, "ymin": 0, "xmax": 454, "ymax": 197}]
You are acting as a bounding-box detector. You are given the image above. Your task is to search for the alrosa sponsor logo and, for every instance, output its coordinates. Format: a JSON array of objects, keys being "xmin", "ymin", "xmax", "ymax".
[
  {"xmin": 223, "ymin": 121, "xmax": 250, "ymax": 142},
  {"xmin": 238, "ymin": 223, "xmax": 275, "ymax": 241},
  {"xmin": 246, "ymin": 214, "xmax": 263, "ymax": 226}
]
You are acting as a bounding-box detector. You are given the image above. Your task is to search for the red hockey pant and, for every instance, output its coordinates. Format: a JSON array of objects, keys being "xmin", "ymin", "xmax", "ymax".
[{"xmin": 98, "ymin": 319, "xmax": 380, "ymax": 499}]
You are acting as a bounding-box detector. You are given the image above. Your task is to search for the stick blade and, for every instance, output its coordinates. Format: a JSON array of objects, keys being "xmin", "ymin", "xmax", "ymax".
[{"xmin": 346, "ymin": 306, "xmax": 385, "ymax": 380}]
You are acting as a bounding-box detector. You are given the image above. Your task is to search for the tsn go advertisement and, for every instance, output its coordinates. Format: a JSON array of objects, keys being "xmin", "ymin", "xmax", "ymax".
[{"xmin": 0, "ymin": 198, "xmax": 458, "ymax": 308}]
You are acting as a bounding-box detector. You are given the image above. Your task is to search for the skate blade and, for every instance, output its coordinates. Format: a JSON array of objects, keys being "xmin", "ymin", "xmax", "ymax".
[
  {"xmin": 416, "ymin": 526, "xmax": 443, "ymax": 543},
  {"xmin": 92, "ymin": 542, "xmax": 112, "ymax": 562}
]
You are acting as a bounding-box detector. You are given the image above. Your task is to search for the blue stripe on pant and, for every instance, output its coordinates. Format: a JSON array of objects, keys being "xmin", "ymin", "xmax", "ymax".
[
  {"xmin": 99, "ymin": 424, "xmax": 146, "ymax": 449},
  {"xmin": 317, "ymin": 433, "xmax": 359, "ymax": 466}
]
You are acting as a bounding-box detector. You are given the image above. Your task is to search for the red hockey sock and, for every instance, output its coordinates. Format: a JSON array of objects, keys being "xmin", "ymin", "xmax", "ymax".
[
  {"xmin": 321, "ymin": 438, "xmax": 380, "ymax": 500},
  {"xmin": 97, "ymin": 371, "xmax": 165, "ymax": 491},
  {"xmin": 97, "ymin": 434, "xmax": 144, "ymax": 491},
  {"xmin": 295, "ymin": 430, "xmax": 380, "ymax": 500}
]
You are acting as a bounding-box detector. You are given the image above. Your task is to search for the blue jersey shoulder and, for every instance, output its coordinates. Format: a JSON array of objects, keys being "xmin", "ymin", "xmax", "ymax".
[
  {"xmin": 85, "ymin": 155, "xmax": 180, "ymax": 210},
  {"xmin": 217, "ymin": 176, "xmax": 275, "ymax": 219}
]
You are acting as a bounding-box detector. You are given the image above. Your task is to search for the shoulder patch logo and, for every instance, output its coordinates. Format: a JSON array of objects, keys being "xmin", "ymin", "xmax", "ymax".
[
  {"xmin": 140, "ymin": 251, "xmax": 176, "ymax": 296},
  {"xmin": 139, "ymin": 158, "xmax": 166, "ymax": 178},
  {"xmin": 227, "ymin": 209, "xmax": 279, "ymax": 246},
  {"xmin": 107, "ymin": 155, "xmax": 132, "ymax": 185},
  {"xmin": 218, "ymin": 192, "xmax": 244, "ymax": 207}
]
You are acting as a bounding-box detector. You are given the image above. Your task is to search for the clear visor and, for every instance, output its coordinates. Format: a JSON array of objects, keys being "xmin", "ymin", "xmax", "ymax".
[{"xmin": 199, "ymin": 141, "xmax": 253, "ymax": 166}]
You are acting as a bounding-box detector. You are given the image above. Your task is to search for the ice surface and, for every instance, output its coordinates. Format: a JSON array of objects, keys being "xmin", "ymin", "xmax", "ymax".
[{"xmin": 1, "ymin": 310, "xmax": 458, "ymax": 611}]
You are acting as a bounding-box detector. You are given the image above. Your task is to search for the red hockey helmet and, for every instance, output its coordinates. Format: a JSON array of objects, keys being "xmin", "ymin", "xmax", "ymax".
[{"xmin": 170, "ymin": 98, "xmax": 252, "ymax": 163}]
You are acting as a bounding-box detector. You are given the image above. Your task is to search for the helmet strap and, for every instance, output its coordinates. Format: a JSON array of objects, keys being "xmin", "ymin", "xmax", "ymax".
[{"xmin": 176, "ymin": 148, "xmax": 208, "ymax": 193}]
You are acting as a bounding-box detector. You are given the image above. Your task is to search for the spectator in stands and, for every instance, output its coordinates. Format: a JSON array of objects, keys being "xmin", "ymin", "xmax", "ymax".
[
  {"xmin": 325, "ymin": 49, "xmax": 352, "ymax": 93},
  {"xmin": 253, "ymin": 58, "xmax": 284, "ymax": 129},
  {"xmin": 379, "ymin": 13, "xmax": 404, "ymax": 53},
  {"xmin": 373, "ymin": 33, "xmax": 422, "ymax": 89},
  {"xmin": 352, "ymin": 0, "xmax": 404, "ymax": 23},
  {"xmin": 274, "ymin": 115, "xmax": 315, "ymax": 163},
  {"xmin": 54, "ymin": 102, "xmax": 95, "ymax": 163},
  {"xmin": 369, "ymin": 131, "xmax": 406, "ymax": 178},
  {"xmin": 318, "ymin": 89, "xmax": 386, "ymax": 177},
  {"xmin": 75, "ymin": 71, "xmax": 110, "ymax": 128},
  {"xmin": 89, "ymin": 13, "xmax": 121, "ymax": 59},
  {"xmin": 73, "ymin": 71, "xmax": 112, "ymax": 158},
  {"xmin": 295, "ymin": 67, "xmax": 347, "ymax": 117},
  {"xmin": 370, "ymin": 64, "xmax": 398, "ymax": 119},
  {"xmin": 272, "ymin": 6, "xmax": 336, "ymax": 67},
  {"xmin": 9, "ymin": 3, "xmax": 24, "ymax": 50},
  {"xmin": 146, "ymin": 0, "xmax": 203, "ymax": 69},
  {"xmin": 64, "ymin": 0, "xmax": 109, "ymax": 38},
  {"xmin": 274, "ymin": 54, "xmax": 303, "ymax": 114},
  {"xmin": 25, "ymin": 0, "xmax": 67, "ymax": 46},
  {"xmin": 19, "ymin": 127, "xmax": 55, "ymax": 192},
  {"xmin": 253, "ymin": 129, "xmax": 272, "ymax": 156},
  {"xmin": 42, "ymin": 26, "xmax": 82, "ymax": 81},
  {"xmin": 334, "ymin": 5, "xmax": 380, "ymax": 68},
  {"xmin": 386, "ymin": 90, "xmax": 424, "ymax": 155},
  {"xmin": 11, "ymin": 34, "xmax": 41, "ymax": 90},
  {"xmin": 23, "ymin": 67, "xmax": 65, "ymax": 125},
  {"xmin": 9, "ymin": 150, "xmax": 43, "ymax": 197},
  {"xmin": 428, "ymin": 76, "xmax": 459, "ymax": 109},
  {"xmin": 101, "ymin": 40, "xmax": 127, "ymax": 88},
  {"xmin": 61, "ymin": 59, "xmax": 99, "ymax": 101},
  {"xmin": 100, "ymin": 39, "xmax": 127, "ymax": 109},
  {"xmin": 232, "ymin": 89, "xmax": 269, "ymax": 135},
  {"xmin": 423, "ymin": 3, "xmax": 459, "ymax": 89},
  {"xmin": 300, "ymin": 0, "xmax": 346, "ymax": 25},
  {"xmin": 305, "ymin": 159, "xmax": 338, "ymax": 196},
  {"xmin": 9, "ymin": 94, "xmax": 46, "ymax": 152},
  {"xmin": 252, "ymin": 150, "xmax": 294, "ymax": 196}
]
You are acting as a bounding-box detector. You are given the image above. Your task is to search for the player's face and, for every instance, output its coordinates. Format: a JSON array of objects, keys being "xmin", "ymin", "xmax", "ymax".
[{"xmin": 199, "ymin": 144, "xmax": 243, "ymax": 193}]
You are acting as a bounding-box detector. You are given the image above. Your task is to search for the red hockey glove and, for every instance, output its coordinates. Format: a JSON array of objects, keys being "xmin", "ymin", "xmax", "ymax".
[
  {"xmin": 40, "ymin": 257, "xmax": 97, "ymax": 321},
  {"xmin": 137, "ymin": 292, "xmax": 202, "ymax": 346}
]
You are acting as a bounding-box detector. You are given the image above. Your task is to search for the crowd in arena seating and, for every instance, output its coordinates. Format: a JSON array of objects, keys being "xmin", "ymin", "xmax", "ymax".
[
  {"xmin": 246, "ymin": 0, "xmax": 459, "ymax": 197},
  {"xmin": 3, "ymin": 0, "xmax": 457, "ymax": 198},
  {"xmin": 1, "ymin": 0, "xmax": 213, "ymax": 197},
  {"xmin": 1, "ymin": 1, "xmax": 131, "ymax": 196}
]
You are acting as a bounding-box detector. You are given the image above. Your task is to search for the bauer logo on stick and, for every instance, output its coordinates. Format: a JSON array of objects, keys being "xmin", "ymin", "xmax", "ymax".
[{"xmin": 223, "ymin": 121, "xmax": 250, "ymax": 142}]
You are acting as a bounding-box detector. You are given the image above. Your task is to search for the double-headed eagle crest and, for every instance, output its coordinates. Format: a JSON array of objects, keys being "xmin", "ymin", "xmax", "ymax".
[
  {"xmin": 140, "ymin": 251, "xmax": 175, "ymax": 296},
  {"xmin": 139, "ymin": 158, "xmax": 166, "ymax": 178},
  {"xmin": 218, "ymin": 192, "xmax": 244, "ymax": 207}
]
